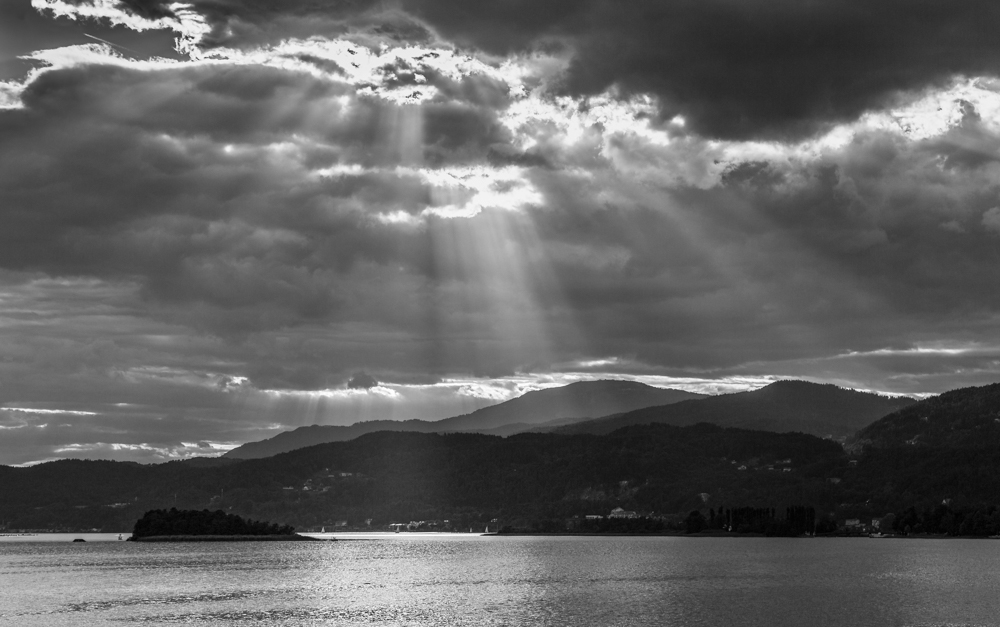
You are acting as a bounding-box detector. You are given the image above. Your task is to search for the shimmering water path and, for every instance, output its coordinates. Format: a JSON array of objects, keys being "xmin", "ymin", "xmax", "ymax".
[{"xmin": 2, "ymin": 535, "xmax": 999, "ymax": 626}]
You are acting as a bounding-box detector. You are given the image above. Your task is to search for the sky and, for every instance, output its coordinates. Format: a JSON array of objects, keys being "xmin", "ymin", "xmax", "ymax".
[{"xmin": 2, "ymin": 0, "xmax": 1000, "ymax": 465}]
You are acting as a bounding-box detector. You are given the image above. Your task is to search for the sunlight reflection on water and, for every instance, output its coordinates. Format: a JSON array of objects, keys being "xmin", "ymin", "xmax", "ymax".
[{"xmin": 1, "ymin": 536, "xmax": 999, "ymax": 626}]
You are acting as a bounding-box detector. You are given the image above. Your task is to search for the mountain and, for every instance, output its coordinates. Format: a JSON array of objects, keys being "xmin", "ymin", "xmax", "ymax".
[
  {"xmin": 0, "ymin": 424, "xmax": 845, "ymax": 532},
  {"xmin": 434, "ymin": 380, "xmax": 705, "ymax": 431},
  {"xmin": 225, "ymin": 421, "xmax": 441, "ymax": 460},
  {"xmin": 852, "ymin": 382, "xmax": 1000, "ymax": 449},
  {"xmin": 838, "ymin": 383, "xmax": 1000, "ymax": 520},
  {"xmin": 5, "ymin": 382, "xmax": 1000, "ymax": 535},
  {"xmin": 225, "ymin": 380, "xmax": 705, "ymax": 459},
  {"xmin": 552, "ymin": 380, "xmax": 915, "ymax": 438}
]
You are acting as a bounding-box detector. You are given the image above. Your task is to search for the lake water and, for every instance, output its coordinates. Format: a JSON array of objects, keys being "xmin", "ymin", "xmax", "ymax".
[{"xmin": 2, "ymin": 534, "xmax": 999, "ymax": 626}]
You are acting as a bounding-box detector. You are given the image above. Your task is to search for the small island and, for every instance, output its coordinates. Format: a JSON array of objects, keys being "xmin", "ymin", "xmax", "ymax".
[{"xmin": 128, "ymin": 508, "xmax": 322, "ymax": 542}]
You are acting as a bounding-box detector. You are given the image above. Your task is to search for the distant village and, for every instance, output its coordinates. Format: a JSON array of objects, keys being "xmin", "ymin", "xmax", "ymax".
[{"xmin": 253, "ymin": 462, "xmax": 896, "ymax": 537}]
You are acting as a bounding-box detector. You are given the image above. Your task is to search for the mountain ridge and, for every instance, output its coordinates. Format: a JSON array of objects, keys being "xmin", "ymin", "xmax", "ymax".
[
  {"xmin": 225, "ymin": 380, "xmax": 706, "ymax": 459},
  {"xmin": 4, "ymin": 380, "xmax": 1000, "ymax": 534},
  {"xmin": 550, "ymin": 380, "xmax": 915, "ymax": 438},
  {"xmin": 852, "ymin": 382, "xmax": 1000, "ymax": 450}
]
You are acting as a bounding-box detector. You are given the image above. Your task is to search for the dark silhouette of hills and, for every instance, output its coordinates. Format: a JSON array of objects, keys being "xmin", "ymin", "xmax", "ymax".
[
  {"xmin": 6, "ymin": 380, "xmax": 1000, "ymax": 535},
  {"xmin": 226, "ymin": 421, "xmax": 439, "ymax": 460},
  {"xmin": 838, "ymin": 383, "xmax": 1000, "ymax": 517},
  {"xmin": 551, "ymin": 380, "xmax": 915, "ymax": 438},
  {"xmin": 852, "ymin": 382, "xmax": 1000, "ymax": 449},
  {"xmin": 174, "ymin": 457, "xmax": 242, "ymax": 468},
  {"xmin": 0, "ymin": 424, "xmax": 844, "ymax": 532},
  {"xmin": 435, "ymin": 380, "xmax": 705, "ymax": 430},
  {"xmin": 225, "ymin": 380, "xmax": 705, "ymax": 459}
]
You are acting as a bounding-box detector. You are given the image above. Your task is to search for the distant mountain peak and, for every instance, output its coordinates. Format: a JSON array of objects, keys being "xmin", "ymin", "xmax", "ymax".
[
  {"xmin": 224, "ymin": 379, "xmax": 706, "ymax": 459},
  {"xmin": 554, "ymin": 380, "xmax": 916, "ymax": 438},
  {"xmin": 755, "ymin": 379, "xmax": 881, "ymax": 395}
]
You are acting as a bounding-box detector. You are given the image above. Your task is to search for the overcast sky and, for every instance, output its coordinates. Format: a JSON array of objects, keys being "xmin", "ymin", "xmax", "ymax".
[{"xmin": 2, "ymin": 0, "xmax": 1000, "ymax": 465}]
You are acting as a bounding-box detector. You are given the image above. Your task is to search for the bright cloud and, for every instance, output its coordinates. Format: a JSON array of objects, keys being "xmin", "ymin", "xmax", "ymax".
[
  {"xmin": 32, "ymin": 0, "xmax": 211, "ymax": 56},
  {"xmin": 2, "ymin": 1, "xmax": 1000, "ymax": 464}
]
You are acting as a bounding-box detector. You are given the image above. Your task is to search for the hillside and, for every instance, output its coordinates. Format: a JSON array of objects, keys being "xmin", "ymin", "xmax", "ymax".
[
  {"xmin": 438, "ymin": 380, "xmax": 705, "ymax": 431},
  {"xmin": 1, "ymin": 424, "xmax": 844, "ymax": 532},
  {"xmin": 554, "ymin": 380, "xmax": 914, "ymax": 438},
  {"xmin": 852, "ymin": 382, "xmax": 1000, "ymax": 449},
  {"xmin": 226, "ymin": 380, "xmax": 705, "ymax": 459},
  {"xmin": 838, "ymin": 383, "xmax": 1000, "ymax": 519},
  {"xmin": 8, "ymin": 380, "xmax": 1000, "ymax": 535},
  {"xmin": 225, "ymin": 420, "xmax": 441, "ymax": 460}
]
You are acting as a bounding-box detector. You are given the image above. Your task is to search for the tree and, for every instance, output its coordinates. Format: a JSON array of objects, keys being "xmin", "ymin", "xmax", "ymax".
[{"xmin": 685, "ymin": 510, "xmax": 706, "ymax": 533}]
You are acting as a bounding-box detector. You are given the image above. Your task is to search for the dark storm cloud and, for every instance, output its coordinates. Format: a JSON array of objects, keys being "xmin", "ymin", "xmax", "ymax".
[
  {"xmin": 515, "ymin": 108, "xmax": 1000, "ymax": 378},
  {"xmin": 347, "ymin": 372, "xmax": 379, "ymax": 389},
  {"xmin": 63, "ymin": 0, "xmax": 420, "ymax": 51},
  {"xmin": 559, "ymin": 0, "xmax": 1000, "ymax": 139},
  {"xmin": 411, "ymin": 0, "xmax": 1000, "ymax": 139},
  {"xmin": 6, "ymin": 0, "xmax": 1000, "ymax": 466},
  {"xmin": 0, "ymin": 53, "xmax": 514, "ymax": 337},
  {"xmin": 56, "ymin": 0, "xmax": 1000, "ymax": 139}
]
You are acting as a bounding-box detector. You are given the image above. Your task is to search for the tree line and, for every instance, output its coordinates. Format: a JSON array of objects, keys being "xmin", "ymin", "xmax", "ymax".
[
  {"xmin": 891, "ymin": 504, "xmax": 1000, "ymax": 536},
  {"xmin": 681, "ymin": 505, "xmax": 824, "ymax": 535},
  {"xmin": 130, "ymin": 508, "xmax": 295, "ymax": 538}
]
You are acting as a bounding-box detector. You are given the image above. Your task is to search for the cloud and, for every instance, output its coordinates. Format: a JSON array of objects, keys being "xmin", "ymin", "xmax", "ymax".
[
  {"xmin": 33, "ymin": 0, "xmax": 212, "ymax": 56},
  {"xmin": 4, "ymin": 1, "xmax": 1000, "ymax": 464},
  {"xmin": 347, "ymin": 372, "xmax": 379, "ymax": 389},
  {"xmin": 982, "ymin": 207, "xmax": 1000, "ymax": 235},
  {"xmin": 408, "ymin": 0, "xmax": 1000, "ymax": 139},
  {"xmin": 5, "ymin": 37, "xmax": 1000, "ymax": 376},
  {"xmin": 40, "ymin": 0, "xmax": 1000, "ymax": 140}
]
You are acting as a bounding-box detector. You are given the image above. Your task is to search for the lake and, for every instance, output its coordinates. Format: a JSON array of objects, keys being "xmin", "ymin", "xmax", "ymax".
[{"xmin": 2, "ymin": 534, "xmax": 999, "ymax": 626}]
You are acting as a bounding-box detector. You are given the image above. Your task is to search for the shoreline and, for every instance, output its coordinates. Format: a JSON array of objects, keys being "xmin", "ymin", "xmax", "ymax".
[
  {"xmin": 494, "ymin": 531, "xmax": 1000, "ymax": 539},
  {"xmin": 129, "ymin": 534, "xmax": 326, "ymax": 542}
]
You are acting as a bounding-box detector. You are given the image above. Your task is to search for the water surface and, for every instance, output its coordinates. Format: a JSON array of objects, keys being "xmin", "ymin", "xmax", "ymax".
[{"xmin": 2, "ymin": 535, "xmax": 998, "ymax": 626}]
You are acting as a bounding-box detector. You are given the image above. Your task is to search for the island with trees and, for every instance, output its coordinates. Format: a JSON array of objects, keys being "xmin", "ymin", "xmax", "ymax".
[{"xmin": 128, "ymin": 508, "xmax": 319, "ymax": 541}]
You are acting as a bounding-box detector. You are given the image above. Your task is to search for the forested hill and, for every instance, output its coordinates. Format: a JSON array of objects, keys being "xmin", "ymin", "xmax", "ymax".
[
  {"xmin": 1, "ymin": 424, "xmax": 843, "ymax": 532},
  {"xmin": 7, "ymin": 396, "xmax": 1000, "ymax": 534},
  {"xmin": 839, "ymin": 383, "xmax": 1000, "ymax": 518},
  {"xmin": 852, "ymin": 382, "xmax": 1000, "ymax": 449},
  {"xmin": 225, "ymin": 420, "xmax": 444, "ymax": 460},
  {"xmin": 553, "ymin": 380, "xmax": 914, "ymax": 438},
  {"xmin": 226, "ymin": 380, "xmax": 705, "ymax": 459}
]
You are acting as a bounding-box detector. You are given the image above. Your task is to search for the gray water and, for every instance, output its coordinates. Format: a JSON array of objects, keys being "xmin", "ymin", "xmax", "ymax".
[{"xmin": 2, "ymin": 534, "xmax": 999, "ymax": 626}]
